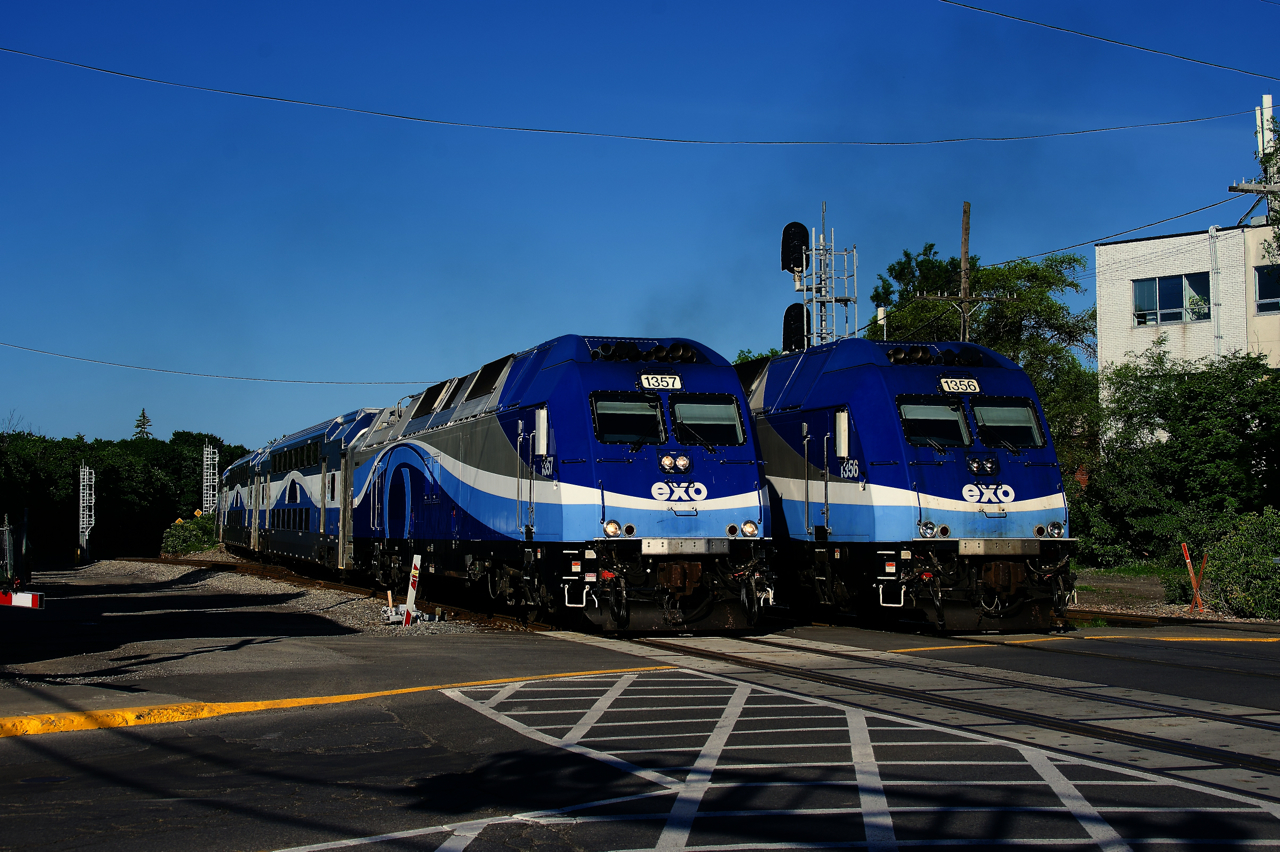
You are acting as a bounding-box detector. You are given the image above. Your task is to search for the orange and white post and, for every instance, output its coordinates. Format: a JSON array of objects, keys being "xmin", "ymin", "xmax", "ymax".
[{"xmin": 1180, "ymin": 542, "xmax": 1206, "ymax": 615}]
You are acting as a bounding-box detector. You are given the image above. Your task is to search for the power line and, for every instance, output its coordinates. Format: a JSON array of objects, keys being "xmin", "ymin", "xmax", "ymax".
[
  {"xmin": 856, "ymin": 196, "xmax": 1248, "ymax": 334},
  {"xmin": 995, "ymin": 197, "xmax": 1243, "ymax": 263},
  {"xmin": 0, "ymin": 340, "xmax": 433, "ymax": 385},
  {"xmin": 0, "ymin": 44, "xmax": 1254, "ymax": 146},
  {"xmin": 939, "ymin": 1, "xmax": 1280, "ymax": 83}
]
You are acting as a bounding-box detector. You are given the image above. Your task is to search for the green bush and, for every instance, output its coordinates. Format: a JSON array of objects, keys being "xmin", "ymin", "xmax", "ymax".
[
  {"xmin": 1204, "ymin": 507, "xmax": 1280, "ymax": 619},
  {"xmin": 1161, "ymin": 573, "xmax": 1195, "ymax": 605},
  {"xmin": 160, "ymin": 510, "xmax": 219, "ymax": 556}
]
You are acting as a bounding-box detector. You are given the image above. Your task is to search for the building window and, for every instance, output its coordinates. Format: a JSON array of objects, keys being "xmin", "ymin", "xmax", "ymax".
[
  {"xmin": 1133, "ymin": 272, "xmax": 1211, "ymax": 326},
  {"xmin": 1257, "ymin": 266, "xmax": 1280, "ymax": 314}
]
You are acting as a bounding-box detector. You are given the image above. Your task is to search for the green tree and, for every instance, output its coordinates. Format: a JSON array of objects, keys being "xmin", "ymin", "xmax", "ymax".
[
  {"xmin": 0, "ymin": 422, "xmax": 249, "ymax": 565},
  {"xmin": 1073, "ymin": 338, "xmax": 1280, "ymax": 569},
  {"xmin": 133, "ymin": 409, "xmax": 153, "ymax": 439},
  {"xmin": 734, "ymin": 347, "xmax": 782, "ymax": 364}
]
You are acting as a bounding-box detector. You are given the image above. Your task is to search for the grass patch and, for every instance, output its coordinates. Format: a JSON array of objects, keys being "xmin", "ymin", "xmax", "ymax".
[
  {"xmin": 1096, "ymin": 560, "xmax": 1175, "ymax": 578},
  {"xmin": 1075, "ymin": 584, "xmax": 1098, "ymax": 592}
]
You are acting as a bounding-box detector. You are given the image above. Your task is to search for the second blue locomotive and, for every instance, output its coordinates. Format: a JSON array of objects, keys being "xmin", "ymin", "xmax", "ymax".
[{"xmin": 739, "ymin": 337, "xmax": 1075, "ymax": 630}]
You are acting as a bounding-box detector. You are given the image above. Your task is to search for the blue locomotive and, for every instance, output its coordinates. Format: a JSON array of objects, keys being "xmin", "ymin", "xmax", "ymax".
[
  {"xmin": 220, "ymin": 335, "xmax": 773, "ymax": 631},
  {"xmin": 739, "ymin": 337, "xmax": 1075, "ymax": 630}
]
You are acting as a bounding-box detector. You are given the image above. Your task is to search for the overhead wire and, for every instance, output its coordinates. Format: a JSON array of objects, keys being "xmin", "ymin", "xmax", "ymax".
[
  {"xmin": 939, "ymin": 1, "xmax": 1280, "ymax": 83},
  {"xmin": 0, "ymin": 340, "xmax": 434, "ymax": 385},
  {"xmin": 855, "ymin": 196, "xmax": 1250, "ymax": 335},
  {"xmin": 0, "ymin": 45, "xmax": 1255, "ymax": 146}
]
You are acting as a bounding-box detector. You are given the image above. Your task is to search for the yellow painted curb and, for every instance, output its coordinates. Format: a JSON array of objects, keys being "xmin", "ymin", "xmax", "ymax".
[{"xmin": 0, "ymin": 664, "xmax": 676, "ymax": 738}]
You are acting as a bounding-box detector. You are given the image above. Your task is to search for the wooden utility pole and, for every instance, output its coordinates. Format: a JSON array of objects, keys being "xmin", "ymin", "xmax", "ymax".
[
  {"xmin": 959, "ymin": 201, "xmax": 971, "ymax": 342},
  {"xmin": 919, "ymin": 201, "xmax": 1013, "ymax": 340}
]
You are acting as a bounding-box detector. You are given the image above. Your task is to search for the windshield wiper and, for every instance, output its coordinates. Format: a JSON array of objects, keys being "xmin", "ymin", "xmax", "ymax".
[
  {"xmin": 979, "ymin": 427, "xmax": 1022, "ymax": 456},
  {"xmin": 678, "ymin": 423, "xmax": 719, "ymax": 453}
]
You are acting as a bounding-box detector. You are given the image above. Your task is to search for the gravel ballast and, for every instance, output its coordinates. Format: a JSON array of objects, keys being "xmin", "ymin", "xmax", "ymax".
[{"xmin": 72, "ymin": 559, "xmax": 487, "ymax": 637}]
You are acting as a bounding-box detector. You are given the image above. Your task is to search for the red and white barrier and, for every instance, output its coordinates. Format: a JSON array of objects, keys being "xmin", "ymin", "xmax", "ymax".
[{"xmin": 1, "ymin": 590, "xmax": 43, "ymax": 609}]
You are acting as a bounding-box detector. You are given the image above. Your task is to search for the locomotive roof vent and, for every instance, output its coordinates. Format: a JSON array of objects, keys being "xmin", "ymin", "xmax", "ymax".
[{"xmin": 591, "ymin": 341, "xmax": 698, "ymax": 363}]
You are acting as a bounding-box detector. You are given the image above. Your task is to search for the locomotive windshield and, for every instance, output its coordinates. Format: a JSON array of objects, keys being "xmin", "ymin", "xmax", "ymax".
[
  {"xmin": 590, "ymin": 392, "xmax": 666, "ymax": 444},
  {"xmin": 897, "ymin": 396, "xmax": 972, "ymax": 447},
  {"xmin": 972, "ymin": 398, "xmax": 1046, "ymax": 449},
  {"xmin": 670, "ymin": 394, "xmax": 745, "ymax": 446}
]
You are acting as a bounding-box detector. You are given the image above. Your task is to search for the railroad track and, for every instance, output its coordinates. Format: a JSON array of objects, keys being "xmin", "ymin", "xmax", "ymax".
[
  {"xmin": 746, "ymin": 635, "xmax": 1280, "ymax": 733},
  {"xmin": 636, "ymin": 636, "xmax": 1280, "ymax": 780},
  {"xmin": 128, "ymin": 556, "xmax": 551, "ymax": 633}
]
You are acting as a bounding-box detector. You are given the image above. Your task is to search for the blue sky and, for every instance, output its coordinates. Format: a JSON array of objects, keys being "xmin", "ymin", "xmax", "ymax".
[{"xmin": 1, "ymin": 1, "xmax": 1271, "ymax": 448}]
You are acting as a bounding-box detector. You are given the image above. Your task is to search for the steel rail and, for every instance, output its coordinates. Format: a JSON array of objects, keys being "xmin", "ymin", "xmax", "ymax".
[
  {"xmin": 966, "ymin": 632, "xmax": 1280, "ymax": 680},
  {"xmin": 635, "ymin": 637, "xmax": 1280, "ymax": 778},
  {"xmin": 745, "ymin": 636, "xmax": 1280, "ymax": 735}
]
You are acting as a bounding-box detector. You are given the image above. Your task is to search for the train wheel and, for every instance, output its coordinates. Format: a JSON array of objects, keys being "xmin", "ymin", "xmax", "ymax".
[{"xmin": 609, "ymin": 584, "xmax": 630, "ymax": 629}]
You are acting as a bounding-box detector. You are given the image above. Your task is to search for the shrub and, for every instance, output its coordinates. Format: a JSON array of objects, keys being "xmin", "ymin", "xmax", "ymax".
[
  {"xmin": 1203, "ymin": 507, "xmax": 1280, "ymax": 619},
  {"xmin": 1161, "ymin": 573, "xmax": 1195, "ymax": 605},
  {"xmin": 160, "ymin": 510, "xmax": 219, "ymax": 556}
]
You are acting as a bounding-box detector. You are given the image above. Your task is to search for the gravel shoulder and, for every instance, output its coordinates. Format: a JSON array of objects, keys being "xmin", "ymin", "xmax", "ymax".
[
  {"xmin": 69, "ymin": 558, "xmax": 486, "ymax": 637},
  {"xmin": 1071, "ymin": 566, "xmax": 1279, "ymax": 626}
]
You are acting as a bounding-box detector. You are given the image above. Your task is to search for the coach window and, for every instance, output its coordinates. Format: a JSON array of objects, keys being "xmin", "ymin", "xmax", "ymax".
[
  {"xmin": 590, "ymin": 392, "xmax": 666, "ymax": 445},
  {"xmin": 972, "ymin": 398, "xmax": 1046, "ymax": 450},
  {"xmin": 1256, "ymin": 266, "xmax": 1280, "ymax": 313},
  {"xmin": 897, "ymin": 396, "xmax": 972, "ymax": 448},
  {"xmin": 669, "ymin": 394, "xmax": 745, "ymax": 446},
  {"xmin": 1132, "ymin": 272, "xmax": 1210, "ymax": 326}
]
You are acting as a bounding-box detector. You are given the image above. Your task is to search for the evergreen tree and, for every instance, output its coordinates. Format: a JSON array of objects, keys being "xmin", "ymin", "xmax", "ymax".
[{"xmin": 133, "ymin": 409, "xmax": 153, "ymax": 440}]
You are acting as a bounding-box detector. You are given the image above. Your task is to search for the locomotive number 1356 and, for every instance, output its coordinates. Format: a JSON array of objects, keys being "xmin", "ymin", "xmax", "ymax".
[
  {"xmin": 640, "ymin": 375, "xmax": 682, "ymax": 390},
  {"xmin": 940, "ymin": 377, "xmax": 981, "ymax": 394}
]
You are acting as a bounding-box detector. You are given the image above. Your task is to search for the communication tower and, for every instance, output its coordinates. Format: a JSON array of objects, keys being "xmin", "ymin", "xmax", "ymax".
[
  {"xmin": 78, "ymin": 463, "xmax": 95, "ymax": 552},
  {"xmin": 781, "ymin": 203, "xmax": 857, "ymax": 350},
  {"xmin": 203, "ymin": 444, "xmax": 219, "ymax": 516}
]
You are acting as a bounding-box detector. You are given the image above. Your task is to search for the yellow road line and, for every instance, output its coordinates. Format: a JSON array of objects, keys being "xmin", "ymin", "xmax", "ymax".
[
  {"xmin": 0, "ymin": 665, "xmax": 676, "ymax": 739},
  {"xmin": 1005, "ymin": 637, "xmax": 1074, "ymax": 644}
]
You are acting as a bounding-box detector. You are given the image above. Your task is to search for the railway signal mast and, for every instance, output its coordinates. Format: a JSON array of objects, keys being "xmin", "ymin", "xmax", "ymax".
[{"xmin": 781, "ymin": 203, "xmax": 857, "ymax": 351}]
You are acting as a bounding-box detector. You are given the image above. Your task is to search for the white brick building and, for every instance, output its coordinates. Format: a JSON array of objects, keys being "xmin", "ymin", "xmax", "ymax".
[{"xmin": 1096, "ymin": 223, "xmax": 1280, "ymax": 369}]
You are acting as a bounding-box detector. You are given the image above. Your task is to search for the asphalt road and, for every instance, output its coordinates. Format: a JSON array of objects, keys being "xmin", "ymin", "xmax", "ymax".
[{"xmin": 4, "ymin": 566, "xmax": 1280, "ymax": 851}]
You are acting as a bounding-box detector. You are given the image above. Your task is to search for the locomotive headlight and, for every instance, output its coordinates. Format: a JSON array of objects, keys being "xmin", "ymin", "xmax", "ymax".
[
  {"xmin": 603, "ymin": 519, "xmax": 622, "ymax": 537},
  {"xmin": 982, "ymin": 458, "xmax": 996, "ymax": 474},
  {"xmin": 660, "ymin": 454, "xmax": 676, "ymax": 472},
  {"xmin": 741, "ymin": 520, "xmax": 759, "ymax": 538},
  {"xmin": 675, "ymin": 455, "xmax": 691, "ymax": 472},
  {"xmin": 920, "ymin": 521, "xmax": 937, "ymax": 538},
  {"xmin": 1047, "ymin": 521, "xmax": 1065, "ymax": 538},
  {"xmin": 967, "ymin": 458, "xmax": 981, "ymax": 474}
]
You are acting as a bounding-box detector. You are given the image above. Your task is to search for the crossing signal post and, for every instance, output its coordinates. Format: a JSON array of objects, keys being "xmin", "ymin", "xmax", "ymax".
[{"xmin": 780, "ymin": 203, "xmax": 858, "ymax": 351}]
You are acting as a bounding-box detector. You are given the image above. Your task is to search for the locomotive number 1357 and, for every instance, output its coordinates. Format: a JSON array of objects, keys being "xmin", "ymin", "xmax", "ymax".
[
  {"xmin": 940, "ymin": 377, "xmax": 981, "ymax": 394},
  {"xmin": 640, "ymin": 375, "xmax": 682, "ymax": 390}
]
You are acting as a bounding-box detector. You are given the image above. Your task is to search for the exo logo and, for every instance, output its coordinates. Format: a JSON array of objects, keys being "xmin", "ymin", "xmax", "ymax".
[
  {"xmin": 962, "ymin": 483, "xmax": 1016, "ymax": 504},
  {"xmin": 652, "ymin": 482, "xmax": 708, "ymax": 502}
]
